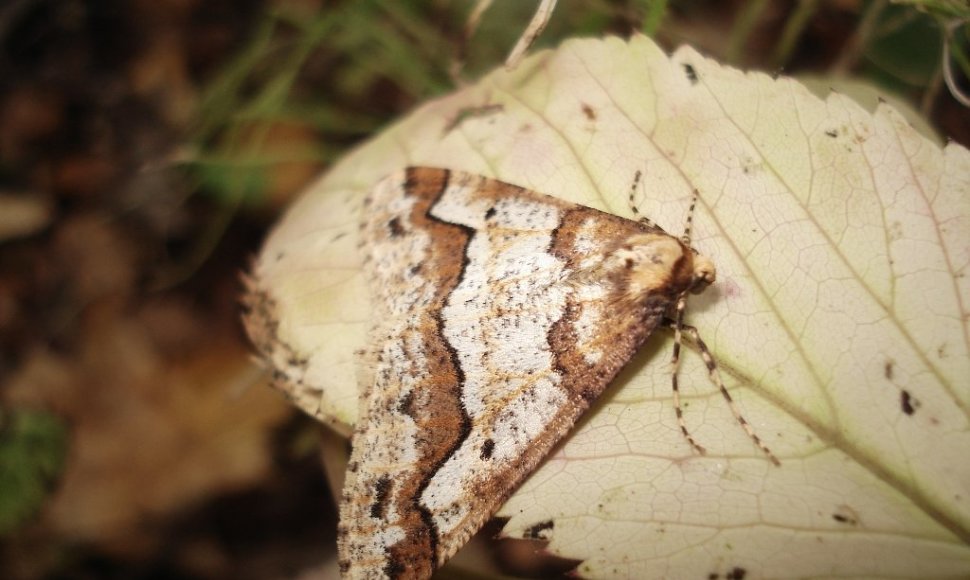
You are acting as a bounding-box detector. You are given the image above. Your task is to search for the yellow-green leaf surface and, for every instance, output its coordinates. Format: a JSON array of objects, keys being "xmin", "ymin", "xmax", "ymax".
[{"xmin": 245, "ymin": 35, "xmax": 970, "ymax": 578}]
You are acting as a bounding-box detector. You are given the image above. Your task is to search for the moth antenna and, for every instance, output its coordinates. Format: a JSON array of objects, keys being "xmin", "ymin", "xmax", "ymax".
[
  {"xmin": 627, "ymin": 170, "xmax": 658, "ymax": 229},
  {"xmin": 670, "ymin": 294, "xmax": 707, "ymax": 457},
  {"xmin": 681, "ymin": 189, "xmax": 699, "ymax": 246},
  {"xmin": 669, "ymin": 315, "xmax": 781, "ymax": 466}
]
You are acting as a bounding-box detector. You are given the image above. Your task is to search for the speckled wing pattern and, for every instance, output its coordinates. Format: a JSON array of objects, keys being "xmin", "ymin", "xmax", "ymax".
[{"xmin": 340, "ymin": 167, "xmax": 712, "ymax": 579}]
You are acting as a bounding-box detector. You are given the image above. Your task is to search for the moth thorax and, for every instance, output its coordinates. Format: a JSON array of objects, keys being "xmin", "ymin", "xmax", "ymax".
[{"xmin": 611, "ymin": 233, "xmax": 715, "ymax": 298}]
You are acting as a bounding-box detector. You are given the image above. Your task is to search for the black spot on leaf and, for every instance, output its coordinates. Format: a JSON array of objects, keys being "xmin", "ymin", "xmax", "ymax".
[
  {"xmin": 683, "ymin": 63, "xmax": 698, "ymax": 83},
  {"xmin": 901, "ymin": 390, "xmax": 919, "ymax": 415},
  {"xmin": 523, "ymin": 519, "xmax": 554, "ymax": 540}
]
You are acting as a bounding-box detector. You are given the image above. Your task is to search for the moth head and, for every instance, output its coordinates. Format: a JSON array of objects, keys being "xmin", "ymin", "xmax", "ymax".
[
  {"xmin": 689, "ymin": 253, "xmax": 716, "ymax": 294},
  {"xmin": 609, "ymin": 233, "xmax": 716, "ymax": 298}
]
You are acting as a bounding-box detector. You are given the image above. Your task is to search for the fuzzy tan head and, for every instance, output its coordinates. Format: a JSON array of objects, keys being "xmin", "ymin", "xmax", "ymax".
[
  {"xmin": 608, "ymin": 233, "xmax": 715, "ymax": 299},
  {"xmin": 689, "ymin": 254, "xmax": 716, "ymax": 294}
]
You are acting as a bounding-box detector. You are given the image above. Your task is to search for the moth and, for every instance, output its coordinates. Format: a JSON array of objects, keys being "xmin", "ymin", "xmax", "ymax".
[{"xmin": 340, "ymin": 167, "xmax": 774, "ymax": 579}]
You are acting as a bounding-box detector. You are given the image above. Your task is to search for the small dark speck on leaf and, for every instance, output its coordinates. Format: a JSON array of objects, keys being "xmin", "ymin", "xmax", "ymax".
[
  {"xmin": 832, "ymin": 505, "xmax": 859, "ymax": 525},
  {"xmin": 523, "ymin": 519, "xmax": 554, "ymax": 540},
  {"xmin": 683, "ymin": 63, "xmax": 698, "ymax": 83},
  {"xmin": 901, "ymin": 390, "xmax": 918, "ymax": 415}
]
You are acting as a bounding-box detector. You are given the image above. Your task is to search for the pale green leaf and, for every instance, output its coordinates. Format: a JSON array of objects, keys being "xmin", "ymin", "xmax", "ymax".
[{"xmin": 245, "ymin": 35, "xmax": 970, "ymax": 578}]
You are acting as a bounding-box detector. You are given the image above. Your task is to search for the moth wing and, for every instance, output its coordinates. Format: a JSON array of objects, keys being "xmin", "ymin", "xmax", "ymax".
[{"xmin": 339, "ymin": 168, "xmax": 678, "ymax": 578}]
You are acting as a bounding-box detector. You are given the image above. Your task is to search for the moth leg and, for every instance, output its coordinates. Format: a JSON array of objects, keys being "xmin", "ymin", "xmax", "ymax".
[
  {"xmin": 665, "ymin": 313, "xmax": 781, "ymax": 466},
  {"xmin": 669, "ymin": 296, "xmax": 707, "ymax": 457}
]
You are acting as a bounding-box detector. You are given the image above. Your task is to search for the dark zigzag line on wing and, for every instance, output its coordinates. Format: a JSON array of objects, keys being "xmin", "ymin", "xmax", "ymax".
[{"xmin": 406, "ymin": 167, "xmax": 474, "ymax": 572}]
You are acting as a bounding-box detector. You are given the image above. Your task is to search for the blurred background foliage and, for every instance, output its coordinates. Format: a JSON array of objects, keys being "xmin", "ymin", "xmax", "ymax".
[
  {"xmin": 0, "ymin": 1, "xmax": 966, "ymax": 578},
  {"xmin": 0, "ymin": 410, "xmax": 67, "ymax": 535},
  {"xmin": 187, "ymin": 0, "xmax": 968, "ymax": 209}
]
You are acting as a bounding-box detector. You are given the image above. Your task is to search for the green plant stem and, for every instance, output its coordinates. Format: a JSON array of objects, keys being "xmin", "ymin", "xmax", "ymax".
[
  {"xmin": 726, "ymin": 0, "xmax": 770, "ymax": 64},
  {"xmin": 641, "ymin": 0, "xmax": 668, "ymax": 36},
  {"xmin": 772, "ymin": 0, "xmax": 820, "ymax": 68},
  {"xmin": 830, "ymin": 0, "xmax": 888, "ymax": 75}
]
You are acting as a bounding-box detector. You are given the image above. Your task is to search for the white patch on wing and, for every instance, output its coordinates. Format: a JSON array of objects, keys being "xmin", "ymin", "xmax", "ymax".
[
  {"xmin": 422, "ymin": 185, "xmax": 571, "ymax": 536},
  {"xmin": 574, "ymin": 217, "xmax": 606, "ymax": 269}
]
